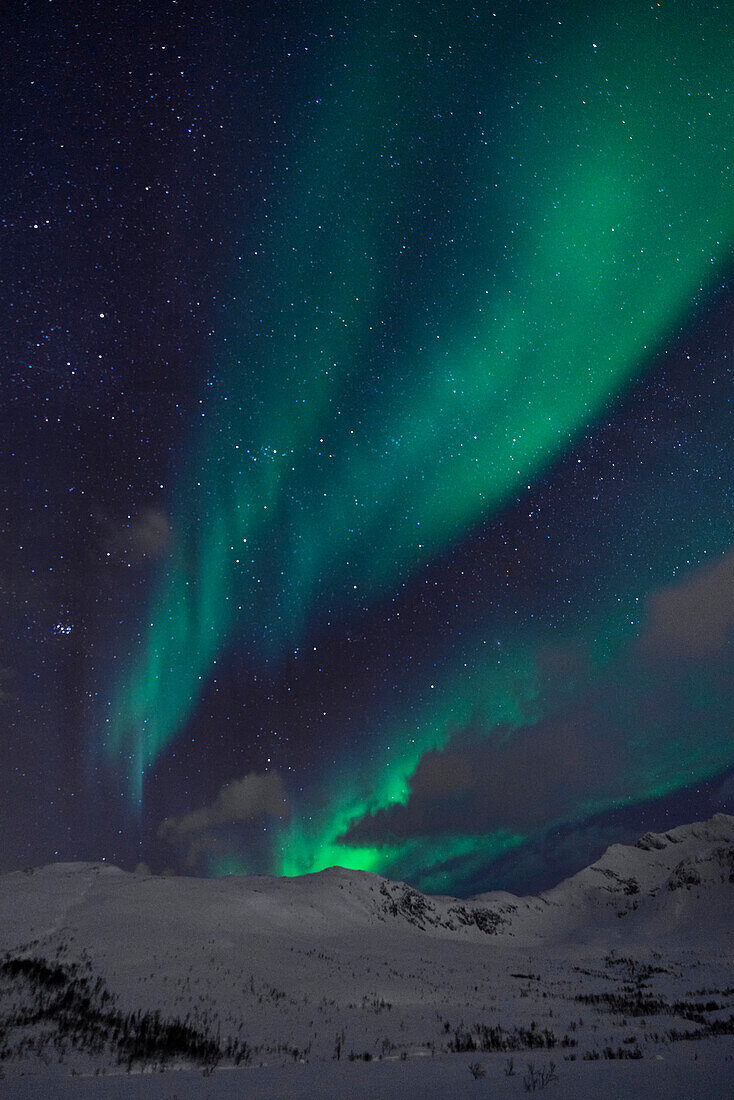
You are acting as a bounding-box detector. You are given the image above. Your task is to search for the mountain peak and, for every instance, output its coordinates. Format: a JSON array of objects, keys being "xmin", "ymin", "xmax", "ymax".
[{"xmin": 634, "ymin": 812, "xmax": 734, "ymax": 852}]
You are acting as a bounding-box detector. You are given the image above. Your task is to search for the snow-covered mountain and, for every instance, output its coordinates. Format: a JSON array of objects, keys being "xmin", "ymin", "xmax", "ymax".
[
  {"xmin": 532, "ymin": 811, "xmax": 734, "ymax": 941},
  {"xmin": 3, "ymin": 813, "xmax": 730, "ymax": 950},
  {"xmin": 0, "ymin": 814, "xmax": 732, "ymax": 1097}
]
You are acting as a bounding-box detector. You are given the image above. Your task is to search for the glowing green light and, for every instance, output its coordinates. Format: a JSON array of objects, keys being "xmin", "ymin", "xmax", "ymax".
[{"xmin": 104, "ymin": 2, "xmax": 734, "ymax": 873}]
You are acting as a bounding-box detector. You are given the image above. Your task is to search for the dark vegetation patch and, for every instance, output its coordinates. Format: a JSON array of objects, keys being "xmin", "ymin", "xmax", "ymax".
[
  {"xmin": 446, "ymin": 1020, "xmax": 577, "ymax": 1054},
  {"xmin": 576, "ymin": 991, "xmax": 723, "ymax": 1024},
  {"xmin": 0, "ymin": 953, "xmax": 248, "ymax": 1070}
]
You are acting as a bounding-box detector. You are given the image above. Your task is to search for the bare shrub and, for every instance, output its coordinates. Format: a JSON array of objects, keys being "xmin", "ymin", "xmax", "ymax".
[{"xmin": 523, "ymin": 1059, "xmax": 558, "ymax": 1091}]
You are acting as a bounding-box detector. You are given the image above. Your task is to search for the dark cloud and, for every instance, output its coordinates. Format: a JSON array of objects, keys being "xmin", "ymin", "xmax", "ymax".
[
  {"xmin": 341, "ymin": 550, "xmax": 734, "ymax": 851},
  {"xmin": 640, "ymin": 547, "xmax": 734, "ymax": 657},
  {"xmin": 375, "ymin": 763, "xmax": 734, "ymax": 899},
  {"xmin": 102, "ymin": 506, "xmax": 171, "ymax": 564},
  {"xmin": 533, "ymin": 644, "xmax": 591, "ymax": 704},
  {"xmin": 126, "ymin": 507, "xmax": 172, "ymax": 562},
  {"xmin": 342, "ymin": 701, "xmax": 627, "ymax": 845},
  {"xmin": 472, "ymin": 764, "xmax": 734, "ymax": 897},
  {"xmin": 159, "ymin": 772, "xmax": 288, "ymax": 867},
  {"xmin": 712, "ymin": 770, "xmax": 734, "ymax": 807}
]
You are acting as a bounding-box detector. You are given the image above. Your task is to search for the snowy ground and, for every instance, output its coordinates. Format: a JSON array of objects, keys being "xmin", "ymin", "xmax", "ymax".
[
  {"xmin": 3, "ymin": 1040, "xmax": 734, "ymax": 1099},
  {"xmin": 0, "ymin": 815, "xmax": 732, "ymax": 1097}
]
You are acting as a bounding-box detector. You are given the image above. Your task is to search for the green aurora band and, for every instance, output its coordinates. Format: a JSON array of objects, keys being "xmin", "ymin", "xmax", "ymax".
[
  {"xmin": 275, "ymin": 605, "xmax": 734, "ymax": 885},
  {"xmin": 104, "ymin": 2, "xmax": 734, "ymax": 877}
]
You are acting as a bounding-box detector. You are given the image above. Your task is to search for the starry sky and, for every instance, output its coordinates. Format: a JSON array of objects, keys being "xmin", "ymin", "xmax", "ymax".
[{"xmin": 3, "ymin": 0, "xmax": 734, "ymax": 895}]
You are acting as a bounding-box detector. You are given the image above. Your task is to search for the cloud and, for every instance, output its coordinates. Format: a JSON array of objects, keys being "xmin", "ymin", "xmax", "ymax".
[
  {"xmin": 342, "ymin": 701, "xmax": 627, "ymax": 845},
  {"xmin": 640, "ymin": 548, "xmax": 734, "ymax": 657},
  {"xmin": 127, "ymin": 507, "xmax": 171, "ymax": 561},
  {"xmin": 341, "ymin": 549, "xmax": 734, "ymax": 852},
  {"xmin": 712, "ymin": 769, "xmax": 734, "ymax": 809},
  {"xmin": 98, "ymin": 506, "xmax": 171, "ymax": 565},
  {"xmin": 159, "ymin": 772, "xmax": 288, "ymax": 867}
]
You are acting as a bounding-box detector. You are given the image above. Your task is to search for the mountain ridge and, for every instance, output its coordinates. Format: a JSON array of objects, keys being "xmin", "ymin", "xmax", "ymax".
[{"xmin": 3, "ymin": 812, "xmax": 732, "ymax": 948}]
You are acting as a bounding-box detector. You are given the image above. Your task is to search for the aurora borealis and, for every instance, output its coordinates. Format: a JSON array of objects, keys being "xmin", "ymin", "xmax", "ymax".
[{"xmin": 3, "ymin": 0, "xmax": 734, "ymax": 894}]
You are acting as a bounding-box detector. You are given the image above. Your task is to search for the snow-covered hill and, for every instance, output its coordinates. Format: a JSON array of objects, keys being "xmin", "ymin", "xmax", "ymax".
[
  {"xmin": 3, "ymin": 813, "xmax": 730, "ymax": 949},
  {"xmin": 0, "ymin": 814, "xmax": 732, "ymax": 1097}
]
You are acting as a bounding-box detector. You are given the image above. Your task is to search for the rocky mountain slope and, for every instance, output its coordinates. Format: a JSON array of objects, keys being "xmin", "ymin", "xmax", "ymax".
[{"xmin": 2, "ymin": 813, "xmax": 731, "ymax": 952}]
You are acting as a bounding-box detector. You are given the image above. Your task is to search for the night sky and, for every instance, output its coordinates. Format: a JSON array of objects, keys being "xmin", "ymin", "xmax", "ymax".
[{"xmin": 3, "ymin": 0, "xmax": 734, "ymax": 896}]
